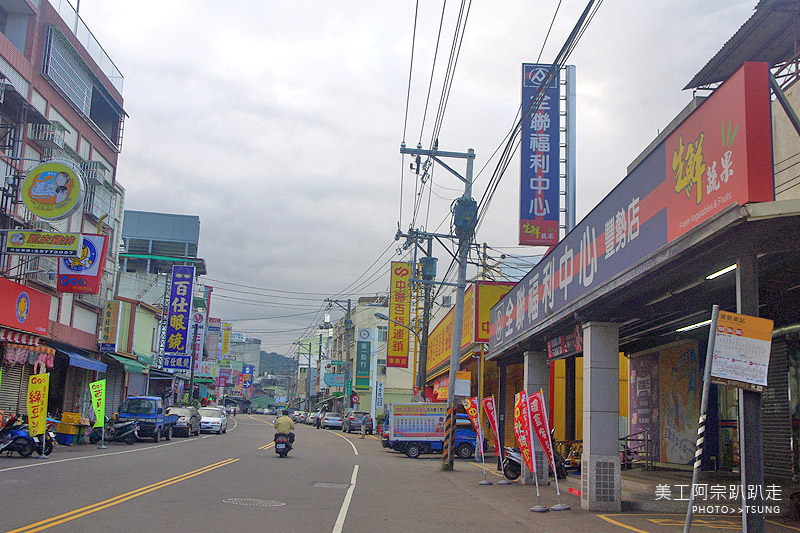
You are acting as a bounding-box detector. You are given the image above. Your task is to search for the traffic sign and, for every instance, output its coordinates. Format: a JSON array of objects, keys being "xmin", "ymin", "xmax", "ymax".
[{"xmin": 351, "ymin": 394, "xmax": 360, "ymax": 404}]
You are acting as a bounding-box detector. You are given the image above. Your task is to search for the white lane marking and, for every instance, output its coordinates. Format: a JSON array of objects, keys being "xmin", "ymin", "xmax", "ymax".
[
  {"xmin": 331, "ymin": 431, "xmax": 358, "ymax": 456},
  {"xmin": 332, "ymin": 465, "xmax": 359, "ymax": 533},
  {"xmin": 0, "ymin": 439, "xmax": 189, "ymax": 473}
]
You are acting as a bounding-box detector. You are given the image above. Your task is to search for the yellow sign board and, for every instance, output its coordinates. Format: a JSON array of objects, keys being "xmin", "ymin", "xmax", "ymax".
[
  {"xmin": 27, "ymin": 373, "xmax": 49, "ymax": 436},
  {"xmin": 711, "ymin": 310, "xmax": 774, "ymax": 391},
  {"xmin": 427, "ymin": 282, "xmax": 513, "ymax": 373},
  {"xmin": 21, "ymin": 161, "xmax": 85, "ymax": 220},
  {"xmin": 6, "ymin": 231, "xmax": 83, "ymax": 256}
]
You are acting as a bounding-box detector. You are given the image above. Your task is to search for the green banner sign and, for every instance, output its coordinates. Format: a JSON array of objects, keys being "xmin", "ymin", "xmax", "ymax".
[
  {"xmin": 355, "ymin": 327, "xmax": 371, "ymax": 390},
  {"xmin": 346, "ymin": 380, "xmax": 352, "ymax": 398}
]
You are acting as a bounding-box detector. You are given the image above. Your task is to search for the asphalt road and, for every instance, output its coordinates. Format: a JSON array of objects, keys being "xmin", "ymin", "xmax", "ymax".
[{"xmin": 2, "ymin": 415, "xmax": 799, "ymax": 533}]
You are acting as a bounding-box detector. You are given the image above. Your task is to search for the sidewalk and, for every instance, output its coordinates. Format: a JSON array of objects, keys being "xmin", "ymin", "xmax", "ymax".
[{"xmin": 440, "ymin": 458, "xmax": 800, "ymax": 532}]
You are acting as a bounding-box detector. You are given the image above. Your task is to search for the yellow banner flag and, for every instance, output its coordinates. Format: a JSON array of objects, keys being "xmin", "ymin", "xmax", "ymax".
[
  {"xmin": 27, "ymin": 373, "xmax": 49, "ymax": 436},
  {"xmin": 89, "ymin": 379, "xmax": 106, "ymax": 427}
]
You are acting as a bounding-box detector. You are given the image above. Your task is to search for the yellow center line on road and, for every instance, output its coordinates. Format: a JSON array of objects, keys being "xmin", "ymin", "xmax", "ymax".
[
  {"xmin": 8, "ymin": 458, "xmax": 240, "ymax": 533},
  {"xmin": 596, "ymin": 515, "xmax": 649, "ymax": 533},
  {"xmin": 467, "ymin": 461, "xmax": 505, "ymax": 478},
  {"xmin": 259, "ymin": 442, "xmax": 276, "ymax": 450}
]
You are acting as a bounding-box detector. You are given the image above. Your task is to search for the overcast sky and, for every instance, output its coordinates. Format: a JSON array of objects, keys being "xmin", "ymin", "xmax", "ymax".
[{"xmin": 76, "ymin": 0, "xmax": 756, "ymax": 355}]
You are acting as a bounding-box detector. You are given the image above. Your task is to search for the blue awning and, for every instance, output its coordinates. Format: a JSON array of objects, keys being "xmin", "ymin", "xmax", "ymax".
[{"xmin": 57, "ymin": 348, "xmax": 107, "ymax": 373}]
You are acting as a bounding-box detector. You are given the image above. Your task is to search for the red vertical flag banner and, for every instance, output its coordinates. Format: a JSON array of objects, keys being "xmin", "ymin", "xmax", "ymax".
[
  {"xmin": 387, "ymin": 262, "xmax": 411, "ymax": 368},
  {"xmin": 461, "ymin": 397, "xmax": 484, "ymax": 457},
  {"xmin": 528, "ymin": 389, "xmax": 556, "ymax": 473},
  {"xmin": 481, "ymin": 395, "xmax": 501, "ymax": 457},
  {"xmin": 513, "ymin": 391, "xmax": 536, "ymax": 474}
]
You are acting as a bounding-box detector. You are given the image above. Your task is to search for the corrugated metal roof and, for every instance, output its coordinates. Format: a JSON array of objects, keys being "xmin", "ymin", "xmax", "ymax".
[
  {"xmin": 122, "ymin": 210, "xmax": 200, "ymax": 243},
  {"xmin": 685, "ymin": 0, "xmax": 800, "ymax": 89}
]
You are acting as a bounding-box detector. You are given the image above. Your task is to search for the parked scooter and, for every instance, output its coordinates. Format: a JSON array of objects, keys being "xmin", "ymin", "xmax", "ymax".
[
  {"xmin": 0, "ymin": 414, "xmax": 36, "ymax": 458},
  {"xmin": 501, "ymin": 439, "xmax": 568, "ymax": 480},
  {"xmin": 502, "ymin": 446, "xmax": 522, "ymax": 480},
  {"xmin": 17, "ymin": 418, "xmax": 58, "ymax": 456},
  {"xmin": 89, "ymin": 416, "xmax": 139, "ymax": 445},
  {"xmin": 274, "ymin": 433, "xmax": 292, "ymax": 458}
]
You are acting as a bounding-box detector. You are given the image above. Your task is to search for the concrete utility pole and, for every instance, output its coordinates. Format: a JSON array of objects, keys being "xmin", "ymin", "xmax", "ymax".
[
  {"xmin": 326, "ymin": 298, "xmax": 353, "ymax": 410},
  {"xmin": 400, "ymin": 143, "xmax": 476, "ymax": 470}
]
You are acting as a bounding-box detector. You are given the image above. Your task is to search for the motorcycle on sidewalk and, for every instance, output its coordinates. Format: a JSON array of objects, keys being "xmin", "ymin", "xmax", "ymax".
[
  {"xmin": 0, "ymin": 414, "xmax": 36, "ymax": 458},
  {"xmin": 501, "ymin": 435, "xmax": 568, "ymax": 481},
  {"xmin": 89, "ymin": 416, "xmax": 140, "ymax": 445}
]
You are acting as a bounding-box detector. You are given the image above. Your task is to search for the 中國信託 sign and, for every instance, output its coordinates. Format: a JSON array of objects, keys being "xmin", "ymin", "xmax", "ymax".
[{"xmin": 711, "ymin": 311, "xmax": 774, "ymax": 392}]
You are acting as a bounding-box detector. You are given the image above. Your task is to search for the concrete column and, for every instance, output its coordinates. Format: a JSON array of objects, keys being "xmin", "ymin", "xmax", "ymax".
[
  {"xmin": 581, "ymin": 322, "xmax": 621, "ymax": 511},
  {"xmin": 523, "ymin": 350, "xmax": 549, "ymax": 486}
]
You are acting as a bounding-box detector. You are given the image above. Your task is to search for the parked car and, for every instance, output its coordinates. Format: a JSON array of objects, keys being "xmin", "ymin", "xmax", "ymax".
[
  {"xmin": 167, "ymin": 406, "xmax": 201, "ymax": 437},
  {"xmin": 343, "ymin": 411, "xmax": 373, "ymax": 434},
  {"xmin": 199, "ymin": 407, "xmax": 228, "ymax": 434},
  {"xmin": 321, "ymin": 413, "xmax": 343, "ymax": 429}
]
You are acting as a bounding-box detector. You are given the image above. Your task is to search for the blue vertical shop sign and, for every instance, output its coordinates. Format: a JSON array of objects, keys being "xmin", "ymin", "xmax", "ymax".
[
  {"xmin": 520, "ymin": 63, "xmax": 560, "ymax": 246},
  {"xmin": 163, "ymin": 265, "xmax": 196, "ymax": 370}
]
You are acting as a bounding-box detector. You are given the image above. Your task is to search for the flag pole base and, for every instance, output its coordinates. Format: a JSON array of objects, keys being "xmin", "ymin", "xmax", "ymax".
[
  {"xmin": 98, "ymin": 445, "xmax": 107, "ymax": 449},
  {"xmin": 479, "ymin": 480, "xmax": 492, "ymax": 485},
  {"xmin": 550, "ymin": 503, "xmax": 570, "ymax": 511},
  {"xmin": 531, "ymin": 505, "xmax": 549, "ymax": 513},
  {"xmin": 498, "ymin": 479, "xmax": 513, "ymax": 485},
  {"xmin": 37, "ymin": 453, "xmax": 48, "ymax": 459}
]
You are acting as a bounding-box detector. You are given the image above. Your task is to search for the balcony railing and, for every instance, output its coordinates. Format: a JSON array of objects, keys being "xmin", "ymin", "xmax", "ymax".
[
  {"xmin": 30, "ymin": 121, "xmax": 67, "ymax": 150},
  {"xmin": 25, "ymin": 256, "xmax": 58, "ymax": 289},
  {"xmin": 47, "ymin": 0, "xmax": 124, "ymax": 94},
  {"xmin": 75, "ymin": 292, "xmax": 103, "ymax": 308},
  {"xmin": 81, "ymin": 160, "xmax": 111, "ymax": 185}
]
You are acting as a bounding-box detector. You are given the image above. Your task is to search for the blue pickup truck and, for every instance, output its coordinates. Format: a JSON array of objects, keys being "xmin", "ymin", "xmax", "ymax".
[{"xmin": 117, "ymin": 396, "xmax": 179, "ymax": 442}]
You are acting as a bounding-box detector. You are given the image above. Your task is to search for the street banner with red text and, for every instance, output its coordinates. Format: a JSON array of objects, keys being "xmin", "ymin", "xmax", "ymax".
[
  {"xmin": 89, "ymin": 379, "xmax": 106, "ymax": 427},
  {"xmin": 513, "ymin": 391, "xmax": 536, "ymax": 474},
  {"xmin": 481, "ymin": 395, "xmax": 501, "ymax": 457},
  {"xmin": 27, "ymin": 373, "xmax": 49, "ymax": 436},
  {"xmin": 461, "ymin": 397, "xmax": 484, "ymax": 457},
  {"xmin": 528, "ymin": 389, "xmax": 556, "ymax": 473}
]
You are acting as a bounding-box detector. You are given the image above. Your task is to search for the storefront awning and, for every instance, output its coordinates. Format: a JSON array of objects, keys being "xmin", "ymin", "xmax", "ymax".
[
  {"xmin": 56, "ymin": 348, "xmax": 107, "ymax": 373},
  {"xmin": 194, "ymin": 377, "xmax": 214, "ymax": 384},
  {"xmin": 135, "ymin": 352, "xmax": 153, "ymax": 365},
  {"xmin": 0, "ymin": 327, "xmax": 40, "ymax": 346},
  {"xmin": 108, "ymin": 354, "xmax": 147, "ymax": 374},
  {"xmin": 148, "ymin": 368, "xmax": 174, "ymax": 380},
  {"xmin": 317, "ymin": 393, "xmax": 344, "ymax": 405}
]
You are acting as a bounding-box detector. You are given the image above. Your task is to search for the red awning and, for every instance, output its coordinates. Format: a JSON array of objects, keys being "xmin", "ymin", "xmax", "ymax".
[{"xmin": 0, "ymin": 327, "xmax": 39, "ymax": 346}]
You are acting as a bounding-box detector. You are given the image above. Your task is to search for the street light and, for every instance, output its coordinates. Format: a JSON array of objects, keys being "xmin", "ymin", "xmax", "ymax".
[{"xmin": 374, "ymin": 312, "xmax": 425, "ymax": 401}]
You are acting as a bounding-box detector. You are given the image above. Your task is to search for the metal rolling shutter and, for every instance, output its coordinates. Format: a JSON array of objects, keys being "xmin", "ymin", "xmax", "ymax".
[
  {"xmin": 127, "ymin": 372, "xmax": 147, "ymax": 397},
  {"xmin": 0, "ymin": 364, "xmax": 32, "ymax": 415},
  {"xmin": 100, "ymin": 363, "xmax": 125, "ymax": 417},
  {"xmin": 762, "ymin": 340, "xmax": 792, "ymax": 481}
]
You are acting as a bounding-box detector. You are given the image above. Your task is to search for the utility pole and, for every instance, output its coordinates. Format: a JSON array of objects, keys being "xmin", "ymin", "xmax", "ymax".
[
  {"xmin": 326, "ymin": 298, "xmax": 353, "ymax": 411},
  {"xmin": 400, "ymin": 143, "xmax": 476, "ymax": 470}
]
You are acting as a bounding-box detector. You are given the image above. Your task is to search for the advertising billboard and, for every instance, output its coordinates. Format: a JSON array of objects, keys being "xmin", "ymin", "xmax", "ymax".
[
  {"xmin": 5, "ymin": 231, "xmax": 82, "ymax": 256},
  {"xmin": 490, "ymin": 62, "xmax": 773, "ymax": 356},
  {"xmin": 163, "ymin": 265, "xmax": 195, "ymax": 370},
  {"xmin": 21, "ymin": 160, "xmax": 85, "ymax": 220},
  {"xmin": 520, "ymin": 63, "xmax": 560, "ymax": 246},
  {"xmin": 0, "ymin": 278, "xmax": 50, "ymax": 335},
  {"xmin": 387, "ymin": 262, "xmax": 411, "ymax": 368},
  {"xmin": 57, "ymin": 234, "xmax": 108, "ymax": 294}
]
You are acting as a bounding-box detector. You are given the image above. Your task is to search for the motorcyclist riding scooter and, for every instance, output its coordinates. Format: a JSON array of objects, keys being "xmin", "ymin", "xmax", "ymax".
[{"xmin": 273, "ymin": 409, "xmax": 295, "ymax": 457}]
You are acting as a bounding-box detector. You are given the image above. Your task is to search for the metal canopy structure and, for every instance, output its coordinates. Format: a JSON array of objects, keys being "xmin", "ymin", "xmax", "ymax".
[{"xmin": 685, "ymin": 0, "xmax": 800, "ymax": 89}]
